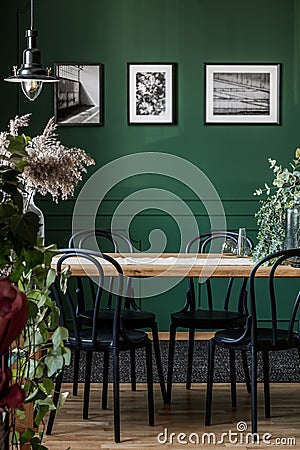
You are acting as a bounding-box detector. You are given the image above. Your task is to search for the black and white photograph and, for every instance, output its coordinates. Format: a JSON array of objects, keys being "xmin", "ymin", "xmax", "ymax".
[
  {"xmin": 54, "ymin": 63, "xmax": 103, "ymax": 126},
  {"xmin": 127, "ymin": 63, "xmax": 176, "ymax": 124},
  {"xmin": 205, "ymin": 63, "xmax": 280, "ymax": 124}
]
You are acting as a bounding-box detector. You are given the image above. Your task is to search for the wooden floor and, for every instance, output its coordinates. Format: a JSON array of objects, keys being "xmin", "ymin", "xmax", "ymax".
[{"xmin": 43, "ymin": 383, "xmax": 300, "ymax": 449}]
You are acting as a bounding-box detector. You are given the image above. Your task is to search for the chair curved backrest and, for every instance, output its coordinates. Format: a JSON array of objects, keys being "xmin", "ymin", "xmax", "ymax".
[
  {"xmin": 69, "ymin": 229, "xmax": 134, "ymax": 254},
  {"xmin": 52, "ymin": 249, "xmax": 126, "ymax": 348},
  {"xmin": 68, "ymin": 229, "xmax": 136, "ymax": 309},
  {"xmin": 184, "ymin": 231, "xmax": 254, "ymax": 312},
  {"xmin": 247, "ymin": 248, "xmax": 300, "ymax": 347},
  {"xmin": 186, "ymin": 231, "xmax": 253, "ymax": 253}
]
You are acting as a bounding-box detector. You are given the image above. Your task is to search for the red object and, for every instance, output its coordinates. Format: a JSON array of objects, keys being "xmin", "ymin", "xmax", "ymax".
[
  {"xmin": 0, "ymin": 368, "xmax": 25, "ymax": 410},
  {"xmin": 0, "ymin": 279, "xmax": 28, "ymax": 411},
  {"xmin": 0, "ymin": 279, "xmax": 28, "ymax": 355}
]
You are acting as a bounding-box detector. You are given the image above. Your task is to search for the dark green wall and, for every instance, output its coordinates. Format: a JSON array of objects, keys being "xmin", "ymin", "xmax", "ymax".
[{"xmin": 1, "ymin": 0, "xmax": 299, "ymax": 329}]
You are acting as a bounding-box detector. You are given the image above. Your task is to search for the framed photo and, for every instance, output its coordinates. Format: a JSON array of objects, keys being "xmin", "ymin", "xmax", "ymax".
[
  {"xmin": 204, "ymin": 63, "xmax": 281, "ymax": 124},
  {"xmin": 54, "ymin": 63, "xmax": 104, "ymax": 126},
  {"xmin": 127, "ymin": 63, "xmax": 177, "ymax": 125}
]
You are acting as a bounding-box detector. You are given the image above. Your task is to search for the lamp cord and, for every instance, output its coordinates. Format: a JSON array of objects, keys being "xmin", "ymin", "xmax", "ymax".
[
  {"xmin": 30, "ymin": 0, "xmax": 34, "ymax": 29},
  {"xmin": 17, "ymin": 1, "xmax": 31, "ymax": 113}
]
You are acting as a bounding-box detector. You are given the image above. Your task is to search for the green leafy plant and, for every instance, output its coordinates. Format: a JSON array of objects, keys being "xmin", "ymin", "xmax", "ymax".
[
  {"xmin": 0, "ymin": 115, "xmax": 93, "ymax": 449},
  {"xmin": 10, "ymin": 252, "xmax": 71, "ymax": 450},
  {"xmin": 253, "ymin": 149, "xmax": 300, "ymax": 261}
]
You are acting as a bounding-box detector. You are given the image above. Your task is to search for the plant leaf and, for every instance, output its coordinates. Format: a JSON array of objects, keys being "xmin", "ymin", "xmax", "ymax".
[
  {"xmin": 51, "ymin": 326, "xmax": 69, "ymax": 348},
  {"xmin": 46, "ymin": 268, "xmax": 57, "ymax": 289}
]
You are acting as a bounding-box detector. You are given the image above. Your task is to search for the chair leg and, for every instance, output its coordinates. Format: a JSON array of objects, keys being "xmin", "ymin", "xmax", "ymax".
[
  {"xmin": 229, "ymin": 349, "xmax": 237, "ymax": 408},
  {"xmin": 166, "ymin": 323, "xmax": 177, "ymax": 403},
  {"xmin": 102, "ymin": 351, "xmax": 109, "ymax": 410},
  {"xmin": 241, "ymin": 350, "xmax": 251, "ymax": 393},
  {"xmin": 205, "ymin": 338, "xmax": 216, "ymax": 426},
  {"xmin": 250, "ymin": 346, "xmax": 258, "ymax": 438},
  {"xmin": 262, "ymin": 351, "xmax": 271, "ymax": 418},
  {"xmin": 130, "ymin": 349, "xmax": 136, "ymax": 391},
  {"xmin": 112, "ymin": 347, "xmax": 121, "ymax": 443},
  {"xmin": 145, "ymin": 341, "xmax": 155, "ymax": 426},
  {"xmin": 73, "ymin": 349, "xmax": 80, "ymax": 396},
  {"xmin": 151, "ymin": 322, "xmax": 167, "ymax": 403},
  {"xmin": 186, "ymin": 328, "xmax": 195, "ymax": 390},
  {"xmin": 46, "ymin": 369, "xmax": 64, "ymax": 435},
  {"xmin": 83, "ymin": 351, "xmax": 93, "ymax": 420}
]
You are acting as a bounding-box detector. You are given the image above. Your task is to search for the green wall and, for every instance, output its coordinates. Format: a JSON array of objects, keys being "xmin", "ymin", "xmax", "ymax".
[{"xmin": 1, "ymin": 0, "xmax": 300, "ymax": 329}]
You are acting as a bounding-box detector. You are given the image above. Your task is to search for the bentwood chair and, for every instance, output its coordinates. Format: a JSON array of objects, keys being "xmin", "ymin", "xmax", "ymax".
[
  {"xmin": 205, "ymin": 248, "xmax": 300, "ymax": 435},
  {"xmin": 68, "ymin": 229, "xmax": 167, "ymax": 403},
  {"xmin": 167, "ymin": 231, "xmax": 253, "ymax": 403},
  {"xmin": 46, "ymin": 249, "xmax": 154, "ymax": 443}
]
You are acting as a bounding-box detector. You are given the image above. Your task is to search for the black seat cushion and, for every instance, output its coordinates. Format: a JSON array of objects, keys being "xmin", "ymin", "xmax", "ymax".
[
  {"xmin": 78, "ymin": 308, "xmax": 156, "ymax": 328},
  {"xmin": 215, "ymin": 327, "xmax": 299, "ymax": 351},
  {"xmin": 171, "ymin": 309, "xmax": 245, "ymax": 329},
  {"xmin": 121, "ymin": 309, "xmax": 156, "ymax": 328},
  {"xmin": 68, "ymin": 327, "xmax": 148, "ymax": 350}
]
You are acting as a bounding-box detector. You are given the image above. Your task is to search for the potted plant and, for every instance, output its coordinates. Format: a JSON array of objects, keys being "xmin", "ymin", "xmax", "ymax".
[
  {"xmin": 0, "ymin": 114, "xmax": 94, "ymax": 449},
  {"xmin": 253, "ymin": 149, "xmax": 300, "ymax": 261}
]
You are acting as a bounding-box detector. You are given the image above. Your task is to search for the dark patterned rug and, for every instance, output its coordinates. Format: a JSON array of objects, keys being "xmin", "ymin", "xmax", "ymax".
[{"xmin": 62, "ymin": 341, "xmax": 300, "ymax": 383}]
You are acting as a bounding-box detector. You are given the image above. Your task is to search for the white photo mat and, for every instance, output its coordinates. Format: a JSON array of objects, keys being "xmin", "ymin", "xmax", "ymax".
[
  {"xmin": 127, "ymin": 63, "xmax": 176, "ymax": 124},
  {"xmin": 205, "ymin": 63, "xmax": 280, "ymax": 124}
]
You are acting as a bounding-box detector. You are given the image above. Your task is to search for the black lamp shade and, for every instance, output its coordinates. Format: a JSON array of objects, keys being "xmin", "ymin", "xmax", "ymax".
[{"xmin": 4, "ymin": 26, "xmax": 58, "ymax": 100}]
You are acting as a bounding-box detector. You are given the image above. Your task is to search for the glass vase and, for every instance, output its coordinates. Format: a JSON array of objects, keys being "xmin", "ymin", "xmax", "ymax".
[
  {"xmin": 23, "ymin": 190, "xmax": 45, "ymax": 242},
  {"xmin": 284, "ymin": 206, "xmax": 300, "ymax": 265}
]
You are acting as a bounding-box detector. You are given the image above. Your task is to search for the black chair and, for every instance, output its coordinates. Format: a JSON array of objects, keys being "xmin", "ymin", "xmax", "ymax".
[
  {"xmin": 205, "ymin": 248, "xmax": 300, "ymax": 435},
  {"xmin": 46, "ymin": 249, "xmax": 154, "ymax": 443},
  {"xmin": 68, "ymin": 229, "xmax": 167, "ymax": 403},
  {"xmin": 167, "ymin": 231, "xmax": 253, "ymax": 403}
]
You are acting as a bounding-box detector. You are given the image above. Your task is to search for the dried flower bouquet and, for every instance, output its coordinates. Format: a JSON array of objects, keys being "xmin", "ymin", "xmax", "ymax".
[{"xmin": 1, "ymin": 113, "xmax": 95, "ymax": 202}]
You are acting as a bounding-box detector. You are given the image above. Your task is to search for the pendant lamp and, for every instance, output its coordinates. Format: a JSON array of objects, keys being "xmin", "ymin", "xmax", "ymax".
[{"xmin": 4, "ymin": 0, "xmax": 59, "ymax": 101}]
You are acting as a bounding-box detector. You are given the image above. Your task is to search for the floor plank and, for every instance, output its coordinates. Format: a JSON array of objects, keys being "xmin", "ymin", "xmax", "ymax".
[{"xmin": 43, "ymin": 383, "xmax": 300, "ymax": 449}]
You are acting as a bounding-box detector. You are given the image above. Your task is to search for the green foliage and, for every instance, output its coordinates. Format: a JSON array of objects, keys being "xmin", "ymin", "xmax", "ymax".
[
  {"xmin": 0, "ymin": 125, "xmax": 70, "ymax": 449},
  {"xmin": 21, "ymin": 430, "xmax": 48, "ymax": 450},
  {"xmin": 14, "ymin": 250, "xmax": 71, "ymax": 444},
  {"xmin": 252, "ymin": 191, "xmax": 286, "ymax": 261},
  {"xmin": 253, "ymin": 150, "xmax": 300, "ymax": 261}
]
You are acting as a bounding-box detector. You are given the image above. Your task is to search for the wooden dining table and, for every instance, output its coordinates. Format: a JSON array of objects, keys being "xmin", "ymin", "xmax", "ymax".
[{"xmin": 51, "ymin": 252, "xmax": 300, "ymax": 278}]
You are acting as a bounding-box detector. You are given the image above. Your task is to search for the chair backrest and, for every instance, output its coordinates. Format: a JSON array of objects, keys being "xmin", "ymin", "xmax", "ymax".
[
  {"xmin": 52, "ymin": 249, "xmax": 125, "ymax": 348},
  {"xmin": 186, "ymin": 231, "xmax": 253, "ymax": 254},
  {"xmin": 184, "ymin": 231, "xmax": 254, "ymax": 312},
  {"xmin": 68, "ymin": 229, "xmax": 135, "ymax": 308},
  {"xmin": 69, "ymin": 229, "xmax": 134, "ymax": 254},
  {"xmin": 246, "ymin": 248, "xmax": 300, "ymax": 347}
]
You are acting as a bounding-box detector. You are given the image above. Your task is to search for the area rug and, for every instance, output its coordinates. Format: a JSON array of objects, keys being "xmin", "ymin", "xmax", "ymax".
[{"xmin": 62, "ymin": 341, "xmax": 300, "ymax": 383}]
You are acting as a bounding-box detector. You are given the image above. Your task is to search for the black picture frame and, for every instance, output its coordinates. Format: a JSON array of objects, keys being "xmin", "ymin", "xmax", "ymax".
[
  {"xmin": 127, "ymin": 62, "xmax": 177, "ymax": 125},
  {"xmin": 54, "ymin": 63, "xmax": 104, "ymax": 126},
  {"xmin": 204, "ymin": 63, "xmax": 281, "ymax": 125}
]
